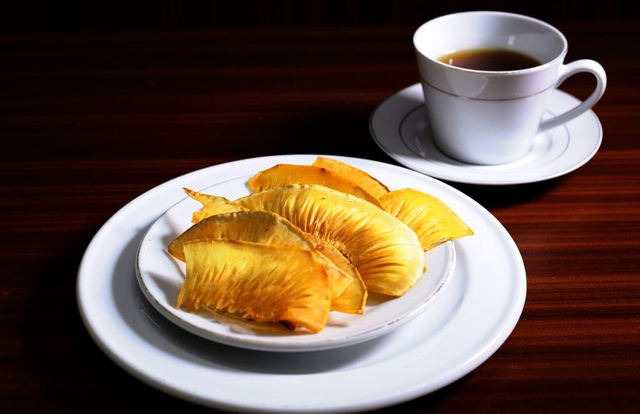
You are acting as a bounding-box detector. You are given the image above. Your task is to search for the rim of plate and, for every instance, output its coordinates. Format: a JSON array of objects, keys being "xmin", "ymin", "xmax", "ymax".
[{"xmin": 134, "ymin": 175, "xmax": 457, "ymax": 352}]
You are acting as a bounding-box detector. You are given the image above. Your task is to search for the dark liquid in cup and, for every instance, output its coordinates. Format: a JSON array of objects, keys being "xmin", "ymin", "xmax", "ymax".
[{"xmin": 438, "ymin": 48, "xmax": 542, "ymax": 71}]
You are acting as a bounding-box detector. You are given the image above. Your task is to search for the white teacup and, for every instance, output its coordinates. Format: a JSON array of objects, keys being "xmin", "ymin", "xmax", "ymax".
[{"xmin": 413, "ymin": 11, "xmax": 607, "ymax": 165}]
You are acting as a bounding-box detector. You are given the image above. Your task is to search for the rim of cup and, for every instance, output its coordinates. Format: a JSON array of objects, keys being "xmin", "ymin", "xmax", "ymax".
[{"xmin": 413, "ymin": 11, "xmax": 569, "ymax": 75}]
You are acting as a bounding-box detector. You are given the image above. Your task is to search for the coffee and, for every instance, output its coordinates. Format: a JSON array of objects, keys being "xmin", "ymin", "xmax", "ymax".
[{"xmin": 438, "ymin": 48, "xmax": 542, "ymax": 71}]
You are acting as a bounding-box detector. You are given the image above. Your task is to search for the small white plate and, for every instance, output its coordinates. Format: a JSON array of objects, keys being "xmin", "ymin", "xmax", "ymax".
[
  {"xmin": 135, "ymin": 178, "xmax": 456, "ymax": 352},
  {"xmin": 77, "ymin": 155, "xmax": 526, "ymax": 413},
  {"xmin": 370, "ymin": 83, "xmax": 603, "ymax": 185}
]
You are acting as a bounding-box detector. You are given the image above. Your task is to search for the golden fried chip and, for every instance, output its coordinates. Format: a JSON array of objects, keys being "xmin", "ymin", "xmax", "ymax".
[
  {"xmin": 168, "ymin": 210, "xmax": 353, "ymax": 305},
  {"xmin": 380, "ymin": 188, "xmax": 474, "ymax": 251},
  {"xmin": 311, "ymin": 157, "xmax": 390, "ymax": 199},
  {"xmin": 183, "ymin": 188, "xmax": 246, "ymax": 223},
  {"xmin": 177, "ymin": 240, "xmax": 331, "ymax": 333},
  {"xmin": 235, "ymin": 184, "xmax": 425, "ymax": 297},
  {"xmin": 247, "ymin": 163, "xmax": 382, "ymax": 207}
]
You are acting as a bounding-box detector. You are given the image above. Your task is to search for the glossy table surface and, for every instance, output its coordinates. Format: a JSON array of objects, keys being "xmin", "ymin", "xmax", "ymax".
[{"xmin": 1, "ymin": 20, "xmax": 639, "ymax": 413}]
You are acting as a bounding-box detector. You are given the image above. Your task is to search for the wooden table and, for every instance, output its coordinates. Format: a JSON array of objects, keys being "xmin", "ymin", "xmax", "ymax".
[{"xmin": 1, "ymin": 20, "xmax": 638, "ymax": 413}]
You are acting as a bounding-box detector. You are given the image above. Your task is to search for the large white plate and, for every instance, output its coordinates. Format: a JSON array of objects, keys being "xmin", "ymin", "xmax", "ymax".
[
  {"xmin": 370, "ymin": 83, "xmax": 603, "ymax": 185},
  {"xmin": 77, "ymin": 155, "xmax": 526, "ymax": 413},
  {"xmin": 136, "ymin": 177, "xmax": 455, "ymax": 352}
]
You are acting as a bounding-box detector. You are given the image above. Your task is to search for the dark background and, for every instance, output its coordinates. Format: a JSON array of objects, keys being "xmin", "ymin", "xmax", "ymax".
[
  {"xmin": 3, "ymin": 0, "xmax": 639, "ymax": 33},
  {"xmin": 1, "ymin": 2, "xmax": 638, "ymax": 414}
]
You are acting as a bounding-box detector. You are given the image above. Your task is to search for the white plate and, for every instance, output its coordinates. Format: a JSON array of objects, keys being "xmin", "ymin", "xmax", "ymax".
[
  {"xmin": 370, "ymin": 83, "xmax": 603, "ymax": 185},
  {"xmin": 77, "ymin": 155, "xmax": 526, "ymax": 413},
  {"xmin": 136, "ymin": 176, "xmax": 456, "ymax": 352}
]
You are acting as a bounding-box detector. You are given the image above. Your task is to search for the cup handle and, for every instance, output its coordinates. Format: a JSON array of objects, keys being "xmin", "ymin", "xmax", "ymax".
[{"xmin": 539, "ymin": 59, "xmax": 607, "ymax": 132}]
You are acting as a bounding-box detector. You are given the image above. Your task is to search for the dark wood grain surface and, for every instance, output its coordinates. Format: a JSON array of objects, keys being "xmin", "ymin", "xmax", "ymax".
[{"xmin": 1, "ymin": 15, "xmax": 639, "ymax": 414}]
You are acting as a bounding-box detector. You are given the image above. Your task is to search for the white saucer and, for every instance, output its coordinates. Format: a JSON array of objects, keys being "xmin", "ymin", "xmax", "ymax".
[
  {"xmin": 370, "ymin": 83, "xmax": 603, "ymax": 185},
  {"xmin": 136, "ymin": 178, "xmax": 455, "ymax": 352},
  {"xmin": 77, "ymin": 154, "xmax": 526, "ymax": 413}
]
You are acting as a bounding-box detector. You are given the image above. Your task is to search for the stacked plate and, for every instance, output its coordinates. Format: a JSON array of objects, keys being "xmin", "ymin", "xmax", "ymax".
[{"xmin": 77, "ymin": 154, "xmax": 526, "ymax": 412}]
